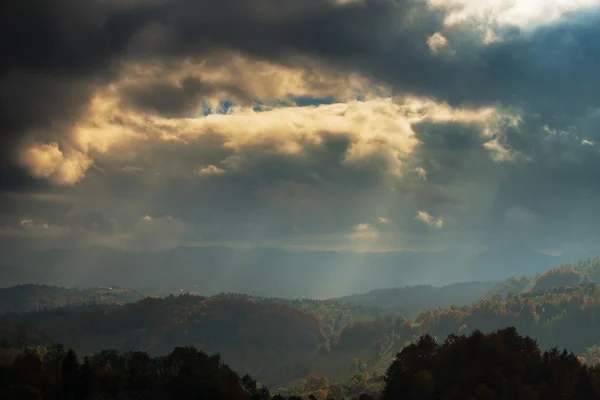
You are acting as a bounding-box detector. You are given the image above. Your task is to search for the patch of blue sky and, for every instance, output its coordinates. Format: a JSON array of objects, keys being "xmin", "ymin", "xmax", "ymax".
[
  {"xmin": 201, "ymin": 94, "xmax": 369, "ymax": 116},
  {"xmin": 201, "ymin": 100, "xmax": 235, "ymax": 116},
  {"xmin": 251, "ymin": 96, "xmax": 337, "ymax": 112},
  {"xmin": 290, "ymin": 95, "xmax": 336, "ymax": 107}
]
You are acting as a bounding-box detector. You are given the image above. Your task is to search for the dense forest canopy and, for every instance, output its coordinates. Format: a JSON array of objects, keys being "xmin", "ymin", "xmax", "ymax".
[
  {"xmin": 3, "ymin": 328, "xmax": 600, "ymax": 400},
  {"xmin": 383, "ymin": 327, "xmax": 600, "ymax": 400},
  {"xmin": 333, "ymin": 281, "xmax": 497, "ymax": 318}
]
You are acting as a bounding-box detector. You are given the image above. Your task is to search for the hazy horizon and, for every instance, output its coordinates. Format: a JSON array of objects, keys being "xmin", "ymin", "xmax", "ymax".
[{"xmin": 1, "ymin": 242, "xmax": 596, "ymax": 298}]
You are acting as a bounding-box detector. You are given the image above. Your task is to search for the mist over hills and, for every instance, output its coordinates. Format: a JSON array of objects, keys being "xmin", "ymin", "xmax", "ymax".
[{"xmin": 0, "ymin": 244, "xmax": 590, "ymax": 298}]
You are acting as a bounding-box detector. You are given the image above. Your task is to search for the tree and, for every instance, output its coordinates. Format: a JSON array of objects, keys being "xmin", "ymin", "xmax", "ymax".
[
  {"xmin": 61, "ymin": 349, "xmax": 79, "ymax": 399},
  {"xmin": 383, "ymin": 334, "xmax": 437, "ymax": 400}
]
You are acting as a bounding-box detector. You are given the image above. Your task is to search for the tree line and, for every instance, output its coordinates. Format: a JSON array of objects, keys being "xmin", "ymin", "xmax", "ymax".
[{"xmin": 3, "ymin": 327, "xmax": 600, "ymax": 399}]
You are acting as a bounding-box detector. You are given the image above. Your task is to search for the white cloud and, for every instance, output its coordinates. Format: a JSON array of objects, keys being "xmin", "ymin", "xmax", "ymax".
[
  {"xmin": 333, "ymin": 0, "xmax": 365, "ymax": 5},
  {"xmin": 346, "ymin": 223, "xmax": 379, "ymax": 240},
  {"xmin": 414, "ymin": 167, "xmax": 427, "ymax": 180},
  {"xmin": 122, "ymin": 165, "xmax": 144, "ymax": 173},
  {"xmin": 195, "ymin": 165, "xmax": 226, "ymax": 176},
  {"xmin": 483, "ymin": 29, "xmax": 501, "ymax": 44},
  {"xmin": 483, "ymin": 138, "xmax": 516, "ymax": 162},
  {"xmin": 0, "ymin": 219, "xmax": 71, "ymax": 238},
  {"xmin": 427, "ymin": 32, "xmax": 454, "ymax": 56},
  {"xmin": 20, "ymin": 219, "xmax": 35, "ymax": 228},
  {"xmin": 429, "ymin": 0, "xmax": 600, "ymax": 30},
  {"xmin": 377, "ymin": 217, "xmax": 390, "ymax": 224},
  {"xmin": 415, "ymin": 211, "xmax": 444, "ymax": 229}
]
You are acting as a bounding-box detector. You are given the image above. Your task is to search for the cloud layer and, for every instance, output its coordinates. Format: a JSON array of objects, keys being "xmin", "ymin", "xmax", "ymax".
[{"xmin": 2, "ymin": 0, "xmax": 600, "ymax": 255}]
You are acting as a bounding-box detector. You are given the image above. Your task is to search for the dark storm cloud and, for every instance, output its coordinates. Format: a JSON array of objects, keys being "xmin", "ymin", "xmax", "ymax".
[
  {"xmin": 3, "ymin": 0, "xmax": 600, "ymax": 158},
  {"xmin": 120, "ymin": 76, "xmax": 255, "ymax": 118},
  {"xmin": 116, "ymin": 0, "xmax": 600, "ymax": 116},
  {"xmin": 491, "ymin": 118, "xmax": 600, "ymax": 243},
  {"xmin": 0, "ymin": 164, "xmax": 47, "ymax": 193},
  {"xmin": 217, "ymin": 133, "xmax": 392, "ymax": 189},
  {"xmin": 412, "ymin": 122, "xmax": 493, "ymax": 182},
  {"xmin": 3, "ymin": 0, "xmax": 600, "ymax": 253},
  {"xmin": 67, "ymin": 128, "xmax": 409, "ymax": 240},
  {"xmin": 0, "ymin": 0, "xmax": 150, "ymax": 187},
  {"xmin": 403, "ymin": 112, "xmax": 600, "ymax": 248},
  {"xmin": 0, "ymin": 0, "xmax": 398, "ymax": 187}
]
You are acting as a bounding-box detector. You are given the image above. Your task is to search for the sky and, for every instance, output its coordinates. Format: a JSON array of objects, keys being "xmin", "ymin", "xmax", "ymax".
[{"xmin": 2, "ymin": 0, "xmax": 600, "ymax": 255}]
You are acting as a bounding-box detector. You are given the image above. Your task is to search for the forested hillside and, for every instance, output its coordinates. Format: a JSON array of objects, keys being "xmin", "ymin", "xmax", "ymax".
[
  {"xmin": 412, "ymin": 284, "xmax": 600, "ymax": 356},
  {"xmin": 0, "ymin": 285, "xmax": 144, "ymax": 313},
  {"xmin": 0, "ymin": 316, "xmax": 54, "ymax": 348},
  {"xmin": 3, "ymin": 257, "xmax": 600, "ymax": 395},
  {"xmin": 0, "ymin": 281, "xmax": 496, "ymax": 320},
  {"xmin": 3, "ymin": 294, "xmax": 329, "ymax": 387},
  {"xmin": 484, "ymin": 257, "xmax": 600, "ymax": 298},
  {"xmin": 334, "ymin": 281, "xmax": 497, "ymax": 317},
  {"xmin": 6, "ymin": 284, "xmax": 600, "ymax": 390}
]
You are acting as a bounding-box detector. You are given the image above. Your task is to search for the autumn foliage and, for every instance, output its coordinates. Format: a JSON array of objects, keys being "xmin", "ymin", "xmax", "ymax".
[{"xmin": 531, "ymin": 267, "xmax": 584, "ymax": 292}]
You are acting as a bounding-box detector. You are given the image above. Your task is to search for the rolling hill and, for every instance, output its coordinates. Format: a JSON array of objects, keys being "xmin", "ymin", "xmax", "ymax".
[{"xmin": 333, "ymin": 281, "xmax": 497, "ymax": 318}]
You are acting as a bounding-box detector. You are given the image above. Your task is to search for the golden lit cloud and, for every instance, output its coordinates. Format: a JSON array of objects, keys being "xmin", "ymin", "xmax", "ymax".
[
  {"xmin": 195, "ymin": 165, "xmax": 226, "ymax": 176},
  {"xmin": 414, "ymin": 167, "xmax": 427, "ymax": 180},
  {"xmin": 119, "ymin": 54, "xmax": 385, "ymax": 109},
  {"xmin": 415, "ymin": 211, "xmax": 444, "ymax": 229},
  {"xmin": 15, "ymin": 56, "xmax": 519, "ymax": 186},
  {"xmin": 19, "ymin": 142, "xmax": 93, "ymax": 186}
]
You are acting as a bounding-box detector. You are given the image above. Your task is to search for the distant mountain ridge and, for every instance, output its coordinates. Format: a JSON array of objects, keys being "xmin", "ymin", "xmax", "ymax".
[
  {"xmin": 0, "ymin": 244, "xmax": 588, "ymax": 298},
  {"xmin": 333, "ymin": 281, "xmax": 497, "ymax": 316},
  {"xmin": 0, "ymin": 284, "xmax": 144, "ymax": 313}
]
